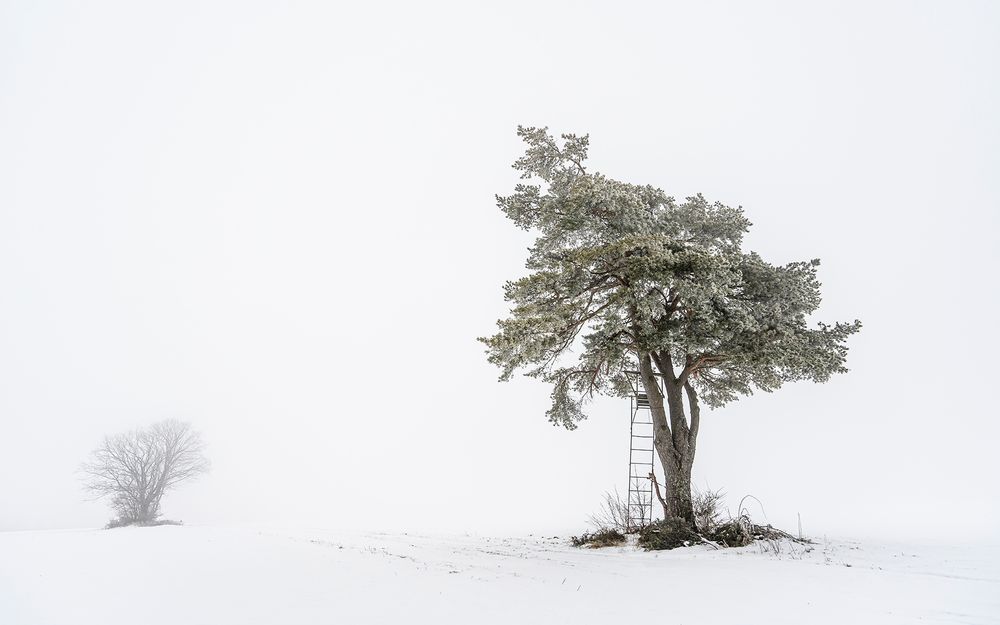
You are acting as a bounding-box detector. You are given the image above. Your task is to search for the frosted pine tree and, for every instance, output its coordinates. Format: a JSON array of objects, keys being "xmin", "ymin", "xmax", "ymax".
[{"xmin": 481, "ymin": 127, "xmax": 861, "ymax": 529}]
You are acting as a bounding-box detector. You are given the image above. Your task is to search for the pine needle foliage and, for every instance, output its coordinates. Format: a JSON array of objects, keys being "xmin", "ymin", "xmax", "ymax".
[{"xmin": 481, "ymin": 127, "xmax": 861, "ymax": 429}]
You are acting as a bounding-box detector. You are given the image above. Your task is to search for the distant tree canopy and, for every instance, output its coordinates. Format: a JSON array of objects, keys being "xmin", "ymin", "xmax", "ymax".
[
  {"xmin": 481, "ymin": 127, "xmax": 861, "ymax": 527},
  {"xmin": 81, "ymin": 419, "xmax": 209, "ymax": 526}
]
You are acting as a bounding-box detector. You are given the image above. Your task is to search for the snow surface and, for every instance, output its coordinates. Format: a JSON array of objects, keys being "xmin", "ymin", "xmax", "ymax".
[{"xmin": 1, "ymin": 525, "xmax": 997, "ymax": 624}]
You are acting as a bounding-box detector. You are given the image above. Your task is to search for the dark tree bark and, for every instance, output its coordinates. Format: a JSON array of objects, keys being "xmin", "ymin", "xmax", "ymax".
[{"xmin": 638, "ymin": 350, "xmax": 698, "ymax": 529}]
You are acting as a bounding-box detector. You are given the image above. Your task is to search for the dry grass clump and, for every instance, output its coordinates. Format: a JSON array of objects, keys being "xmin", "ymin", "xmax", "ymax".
[
  {"xmin": 692, "ymin": 486, "xmax": 725, "ymax": 533},
  {"xmin": 705, "ymin": 496, "xmax": 809, "ymax": 548},
  {"xmin": 587, "ymin": 489, "xmax": 637, "ymax": 534}
]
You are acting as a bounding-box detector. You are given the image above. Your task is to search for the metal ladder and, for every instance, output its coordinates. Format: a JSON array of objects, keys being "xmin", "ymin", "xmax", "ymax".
[{"xmin": 626, "ymin": 375, "xmax": 656, "ymax": 531}]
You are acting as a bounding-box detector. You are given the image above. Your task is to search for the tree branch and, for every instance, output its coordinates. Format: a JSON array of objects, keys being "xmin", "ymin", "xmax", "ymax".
[{"xmin": 684, "ymin": 381, "xmax": 700, "ymax": 445}]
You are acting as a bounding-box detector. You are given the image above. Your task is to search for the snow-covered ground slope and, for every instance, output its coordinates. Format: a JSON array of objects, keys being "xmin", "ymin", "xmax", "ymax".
[{"xmin": 1, "ymin": 526, "xmax": 996, "ymax": 624}]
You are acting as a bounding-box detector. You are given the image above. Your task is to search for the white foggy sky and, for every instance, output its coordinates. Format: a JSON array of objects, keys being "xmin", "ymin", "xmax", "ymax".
[{"xmin": 1, "ymin": 1, "xmax": 998, "ymax": 541}]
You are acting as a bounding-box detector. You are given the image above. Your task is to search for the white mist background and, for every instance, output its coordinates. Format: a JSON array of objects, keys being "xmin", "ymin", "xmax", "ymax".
[{"xmin": 1, "ymin": 0, "xmax": 997, "ymax": 540}]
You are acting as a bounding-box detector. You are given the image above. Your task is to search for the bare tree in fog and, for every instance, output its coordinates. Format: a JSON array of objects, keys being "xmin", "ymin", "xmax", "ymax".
[{"xmin": 80, "ymin": 420, "xmax": 209, "ymax": 526}]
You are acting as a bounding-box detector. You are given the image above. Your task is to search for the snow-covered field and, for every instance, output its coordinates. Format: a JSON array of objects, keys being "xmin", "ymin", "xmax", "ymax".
[{"xmin": 1, "ymin": 525, "xmax": 996, "ymax": 624}]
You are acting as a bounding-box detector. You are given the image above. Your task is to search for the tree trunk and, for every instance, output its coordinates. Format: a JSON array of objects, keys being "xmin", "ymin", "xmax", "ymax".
[
  {"xmin": 638, "ymin": 352, "xmax": 699, "ymax": 530},
  {"xmin": 657, "ymin": 383, "xmax": 696, "ymax": 528},
  {"xmin": 658, "ymin": 437, "xmax": 695, "ymax": 527}
]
